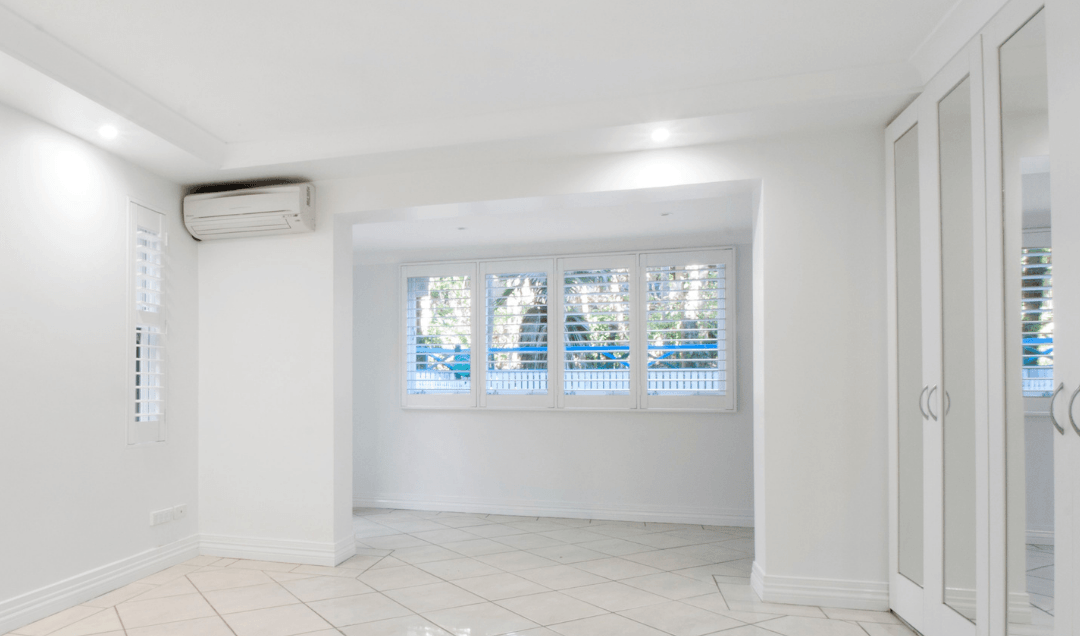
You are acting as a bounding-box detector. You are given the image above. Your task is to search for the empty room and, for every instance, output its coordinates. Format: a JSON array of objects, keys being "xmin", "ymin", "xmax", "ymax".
[{"xmin": 2, "ymin": 1, "xmax": 1079, "ymax": 636}]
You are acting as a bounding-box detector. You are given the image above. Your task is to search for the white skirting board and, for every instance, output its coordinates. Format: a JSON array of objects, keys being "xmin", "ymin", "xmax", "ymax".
[
  {"xmin": 0, "ymin": 535, "xmax": 199, "ymax": 636},
  {"xmin": 353, "ymin": 494, "xmax": 754, "ymax": 527},
  {"xmin": 200, "ymin": 534, "xmax": 355, "ymax": 567},
  {"xmin": 751, "ymin": 561, "xmax": 889, "ymax": 611}
]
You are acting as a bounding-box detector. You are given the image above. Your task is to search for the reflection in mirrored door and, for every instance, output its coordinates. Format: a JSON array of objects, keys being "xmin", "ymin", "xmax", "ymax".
[
  {"xmin": 1001, "ymin": 11, "xmax": 1054, "ymax": 635},
  {"xmin": 939, "ymin": 76, "xmax": 977, "ymax": 623},
  {"xmin": 895, "ymin": 125, "xmax": 925, "ymax": 589}
]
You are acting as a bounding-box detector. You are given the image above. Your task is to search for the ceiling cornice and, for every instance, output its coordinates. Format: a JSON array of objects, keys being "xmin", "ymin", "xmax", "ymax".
[
  {"xmin": 910, "ymin": 0, "xmax": 1012, "ymax": 82},
  {"xmin": 0, "ymin": 4, "xmax": 226, "ymax": 166}
]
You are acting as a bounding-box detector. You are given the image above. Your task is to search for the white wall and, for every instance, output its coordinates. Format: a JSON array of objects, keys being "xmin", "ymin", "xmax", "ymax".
[
  {"xmin": 353, "ymin": 235, "xmax": 754, "ymax": 525},
  {"xmin": 0, "ymin": 103, "xmax": 197, "ymax": 632},
  {"xmin": 311, "ymin": 127, "xmax": 888, "ymax": 606},
  {"xmin": 198, "ymin": 207, "xmax": 354, "ymax": 565}
]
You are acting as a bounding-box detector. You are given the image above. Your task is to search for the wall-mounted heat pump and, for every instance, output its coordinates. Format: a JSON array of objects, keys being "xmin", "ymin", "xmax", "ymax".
[{"xmin": 183, "ymin": 184, "xmax": 315, "ymax": 240}]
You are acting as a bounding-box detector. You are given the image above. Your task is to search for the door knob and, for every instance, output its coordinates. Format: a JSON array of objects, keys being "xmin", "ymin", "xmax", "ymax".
[{"xmin": 1049, "ymin": 382, "xmax": 1065, "ymax": 435}]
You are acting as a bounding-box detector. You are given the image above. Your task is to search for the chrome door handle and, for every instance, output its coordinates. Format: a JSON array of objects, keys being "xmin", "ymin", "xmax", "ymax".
[
  {"xmin": 1069, "ymin": 385, "xmax": 1080, "ymax": 437},
  {"xmin": 919, "ymin": 386, "xmax": 929, "ymax": 420},
  {"xmin": 1049, "ymin": 382, "xmax": 1065, "ymax": 435},
  {"xmin": 944, "ymin": 391, "xmax": 951, "ymax": 416},
  {"xmin": 927, "ymin": 385, "xmax": 939, "ymax": 421}
]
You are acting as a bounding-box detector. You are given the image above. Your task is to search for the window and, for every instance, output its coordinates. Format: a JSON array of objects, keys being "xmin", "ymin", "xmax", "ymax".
[
  {"xmin": 641, "ymin": 249, "xmax": 733, "ymax": 410},
  {"xmin": 481, "ymin": 259, "xmax": 553, "ymax": 408},
  {"xmin": 401, "ymin": 247, "xmax": 736, "ymax": 411},
  {"xmin": 1021, "ymin": 246, "xmax": 1052, "ymax": 397},
  {"xmin": 129, "ymin": 203, "xmax": 167, "ymax": 444},
  {"xmin": 402, "ymin": 263, "xmax": 475, "ymax": 407}
]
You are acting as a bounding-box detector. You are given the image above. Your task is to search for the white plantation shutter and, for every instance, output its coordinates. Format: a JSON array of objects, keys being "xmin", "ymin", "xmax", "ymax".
[
  {"xmin": 558, "ymin": 254, "xmax": 637, "ymax": 409},
  {"xmin": 480, "ymin": 259, "xmax": 554, "ymax": 408},
  {"xmin": 402, "ymin": 263, "xmax": 477, "ymax": 407},
  {"xmin": 130, "ymin": 204, "xmax": 167, "ymax": 444},
  {"xmin": 640, "ymin": 248, "xmax": 735, "ymax": 411}
]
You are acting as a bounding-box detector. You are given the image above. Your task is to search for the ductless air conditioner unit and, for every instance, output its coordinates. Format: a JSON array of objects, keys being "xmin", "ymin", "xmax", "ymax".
[{"xmin": 183, "ymin": 184, "xmax": 315, "ymax": 240}]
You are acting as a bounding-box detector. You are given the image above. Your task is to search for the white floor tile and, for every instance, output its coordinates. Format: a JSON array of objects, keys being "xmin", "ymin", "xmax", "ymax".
[
  {"xmin": 393, "ymin": 546, "xmax": 463, "ymax": 565},
  {"xmin": 187, "ymin": 567, "xmax": 274, "ymax": 592},
  {"xmin": 859, "ymin": 622, "xmax": 919, "ymax": 636},
  {"xmin": 281, "ymin": 575, "xmax": 376, "ymax": 602},
  {"xmin": 621, "ymin": 572, "xmax": 719, "ymax": 600},
  {"xmin": 547, "ymin": 613, "xmax": 668, "ymax": 636},
  {"xmin": 223, "ymin": 603, "xmax": 333, "ymax": 636},
  {"xmin": 756, "ymin": 615, "xmax": 867, "ymax": 636},
  {"xmin": 291, "ymin": 564, "xmax": 363, "ymax": 578},
  {"xmin": 383, "ymin": 582, "xmax": 485, "ymax": 613},
  {"xmin": 476, "ymin": 551, "xmax": 559, "ymax": 573},
  {"xmin": 572, "ymin": 557, "xmax": 663, "ymax": 581},
  {"xmin": 416, "ymin": 557, "xmax": 502, "ymax": 580},
  {"xmin": 225, "ymin": 560, "xmax": 299, "ymax": 573},
  {"xmin": 358, "ymin": 565, "xmax": 442, "ymax": 591},
  {"xmin": 130, "ymin": 577, "xmax": 199, "ymax": 601},
  {"xmin": 83, "ymin": 583, "xmax": 156, "ymax": 608},
  {"xmin": 452, "ymin": 572, "xmax": 550, "ymax": 601},
  {"xmin": 305, "ymin": 593, "xmax": 412, "ymax": 627},
  {"xmin": 424, "ymin": 602, "xmax": 539, "ymax": 636},
  {"xmin": 618, "ymin": 600, "xmax": 744, "ymax": 636},
  {"xmin": 115, "ymin": 593, "xmax": 217, "ymax": 628},
  {"xmin": 822, "ymin": 607, "xmax": 901, "ymax": 624},
  {"xmin": 338, "ymin": 614, "xmax": 451, "ymax": 636},
  {"xmin": 515, "ymin": 565, "xmax": 610, "ymax": 590},
  {"xmin": 529, "ymin": 544, "xmax": 608, "ymax": 565},
  {"xmin": 441, "ymin": 538, "xmax": 518, "ymax": 557},
  {"xmin": 48, "ymin": 607, "xmax": 123, "ymax": 636},
  {"xmin": 561, "ymin": 582, "xmax": 668, "ymax": 612},
  {"xmin": 496, "ymin": 591, "xmax": 607, "ymax": 625},
  {"xmin": 125, "ymin": 616, "xmax": 235, "ymax": 636},
  {"xmin": 202, "ymin": 582, "xmax": 300, "ymax": 614}
]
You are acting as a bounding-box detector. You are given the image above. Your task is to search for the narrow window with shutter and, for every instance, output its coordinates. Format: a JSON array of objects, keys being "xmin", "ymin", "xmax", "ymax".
[
  {"xmin": 402, "ymin": 263, "xmax": 477, "ymax": 407},
  {"xmin": 1021, "ymin": 246, "xmax": 1052, "ymax": 397},
  {"xmin": 130, "ymin": 203, "xmax": 167, "ymax": 444},
  {"xmin": 561, "ymin": 260, "xmax": 634, "ymax": 405},
  {"xmin": 640, "ymin": 248, "xmax": 735, "ymax": 411}
]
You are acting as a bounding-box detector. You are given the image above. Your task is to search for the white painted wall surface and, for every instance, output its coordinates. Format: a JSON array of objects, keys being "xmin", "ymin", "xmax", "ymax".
[
  {"xmin": 0, "ymin": 103, "xmax": 197, "ymax": 630},
  {"xmin": 353, "ymin": 236, "xmax": 754, "ymax": 525},
  {"xmin": 198, "ymin": 205, "xmax": 354, "ymax": 565}
]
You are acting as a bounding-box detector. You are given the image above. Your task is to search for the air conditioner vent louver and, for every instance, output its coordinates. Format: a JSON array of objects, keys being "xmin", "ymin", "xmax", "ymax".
[{"xmin": 183, "ymin": 184, "xmax": 315, "ymax": 241}]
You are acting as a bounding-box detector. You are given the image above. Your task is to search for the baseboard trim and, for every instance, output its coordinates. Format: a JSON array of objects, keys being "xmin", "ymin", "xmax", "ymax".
[
  {"xmin": 0, "ymin": 535, "xmax": 199, "ymax": 635},
  {"xmin": 200, "ymin": 534, "xmax": 347, "ymax": 567},
  {"xmin": 751, "ymin": 561, "xmax": 889, "ymax": 611},
  {"xmin": 353, "ymin": 494, "xmax": 753, "ymax": 527},
  {"xmin": 1026, "ymin": 528, "xmax": 1054, "ymax": 546}
]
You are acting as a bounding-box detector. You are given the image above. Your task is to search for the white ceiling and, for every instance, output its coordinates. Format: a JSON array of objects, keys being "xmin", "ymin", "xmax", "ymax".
[
  {"xmin": 351, "ymin": 180, "xmax": 757, "ymax": 261},
  {"xmin": 0, "ymin": 0, "xmax": 966, "ymax": 184}
]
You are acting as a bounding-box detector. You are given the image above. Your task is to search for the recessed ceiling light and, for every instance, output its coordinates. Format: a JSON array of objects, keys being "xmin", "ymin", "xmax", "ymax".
[
  {"xmin": 651, "ymin": 127, "xmax": 670, "ymax": 142},
  {"xmin": 660, "ymin": 212, "xmax": 673, "ymax": 216},
  {"xmin": 98, "ymin": 125, "xmax": 118, "ymax": 140},
  {"xmin": 457, "ymin": 227, "xmax": 467, "ymax": 230}
]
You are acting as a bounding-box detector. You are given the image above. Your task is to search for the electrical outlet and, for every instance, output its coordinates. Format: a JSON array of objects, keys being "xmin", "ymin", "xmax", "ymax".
[
  {"xmin": 172, "ymin": 504, "xmax": 187, "ymax": 521},
  {"xmin": 150, "ymin": 508, "xmax": 172, "ymax": 526}
]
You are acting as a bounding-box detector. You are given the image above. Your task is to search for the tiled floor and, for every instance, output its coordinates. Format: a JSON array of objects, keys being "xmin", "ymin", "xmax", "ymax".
[
  {"xmin": 6, "ymin": 509, "xmax": 916, "ymax": 636},
  {"xmin": 1025, "ymin": 543, "xmax": 1053, "ymax": 619}
]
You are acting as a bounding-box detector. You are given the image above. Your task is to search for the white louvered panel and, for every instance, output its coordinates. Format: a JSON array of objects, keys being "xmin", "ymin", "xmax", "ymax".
[
  {"xmin": 645, "ymin": 263, "xmax": 724, "ymax": 396},
  {"xmin": 1021, "ymin": 247, "xmax": 1053, "ymax": 396},
  {"xmin": 406, "ymin": 275, "xmax": 472, "ymax": 395},
  {"xmin": 562, "ymin": 268, "xmax": 631, "ymax": 395},
  {"xmin": 134, "ymin": 326, "xmax": 165, "ymax": 423},
  {"xmin": 486, "ymin": 272, "xmax": 548, "ymax": 395}
]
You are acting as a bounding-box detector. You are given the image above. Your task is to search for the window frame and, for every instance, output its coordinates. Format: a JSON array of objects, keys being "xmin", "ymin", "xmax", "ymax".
[
  {"xmin": 398, "ymin": 246, "xmax": 737, "ymax": 413},
  {"xmin": 127, "ymin": 201, "xmax": 168, "ymax": 446},
  {"xmin": 638, "ymin": 247, "xmax": 736, "ymax": 412},
  {"xmin": 479, "ymin": 259, "xmax": 556, "ymax": 410},
  {"xmin": 400, "ymin": 262, "xmax": 479, "ymax": 409}
]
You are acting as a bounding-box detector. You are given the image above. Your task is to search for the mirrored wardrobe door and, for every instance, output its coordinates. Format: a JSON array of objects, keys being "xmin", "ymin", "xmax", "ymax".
[
  {"xmin": 986, "ymin": 4, "xmax": 1056, "ymax": 634},
  {"xmin": 918, "ymin": 35, "xmax": 987, "ymax": 636},
  {"xmin": 887, "ymin": 102, "xmax": 926, "ymax": 632}
]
